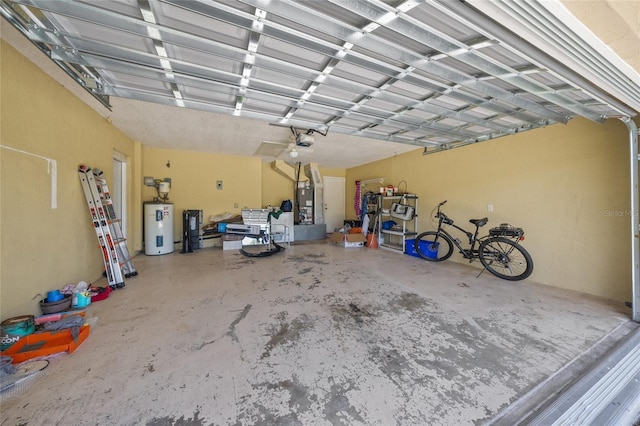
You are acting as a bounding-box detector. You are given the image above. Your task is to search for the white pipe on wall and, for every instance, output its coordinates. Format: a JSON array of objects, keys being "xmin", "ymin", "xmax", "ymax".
[{"xmin": 0, "ymin": 145, "xmax": 57, "ymax": 209}]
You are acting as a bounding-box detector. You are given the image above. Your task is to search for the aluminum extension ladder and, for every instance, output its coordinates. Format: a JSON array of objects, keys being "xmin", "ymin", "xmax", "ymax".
[
  {"xmin": 78, "ymin": 165, "xmax": 134, "ymax": 289},
  {"xmin": 91, "ymin": 168, "xmax": 137, "ymax": 278}
]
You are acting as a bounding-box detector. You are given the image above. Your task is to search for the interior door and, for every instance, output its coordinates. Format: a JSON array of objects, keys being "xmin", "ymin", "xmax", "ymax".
[
  {"xmin": 112, "ymin": 152, "xmax": 127, "ymax": 238},
  {"xmin": 323, "ymin": 176, "xmax": 345, "ymax": 233}
]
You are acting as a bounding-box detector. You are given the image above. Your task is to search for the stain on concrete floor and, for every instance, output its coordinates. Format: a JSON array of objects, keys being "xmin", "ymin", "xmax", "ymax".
[
  {"xmin": 0, "ymin": 244, "xmax": 631, "ymax": 426},
  {"xmin": 147, "ymin": 409, "xmax": 206, "ymax": 426}
]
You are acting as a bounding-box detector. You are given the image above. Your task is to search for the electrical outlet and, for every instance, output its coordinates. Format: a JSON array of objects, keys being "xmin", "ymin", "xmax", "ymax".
[
  {"xmin": 234, "ymin": 203, "xmax": 238, "ymax": 208},
  {"xmin": 216, "ymin": 180, "xmax": 223, "ymax": 190},
  {"xmin": 487, "ymin": 204, "xmax": 493, "ymax": 212}
]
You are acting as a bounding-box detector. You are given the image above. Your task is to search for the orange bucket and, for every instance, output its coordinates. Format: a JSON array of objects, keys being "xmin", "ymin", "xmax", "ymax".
[{"xmin": 366, "ymin": 233, "xmax": 378, "ymax": 249}]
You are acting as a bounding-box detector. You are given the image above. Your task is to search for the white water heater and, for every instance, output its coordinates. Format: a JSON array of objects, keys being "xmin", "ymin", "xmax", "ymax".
[{"xmin": 144, "ymin": 203, "xmax": 174, "ymax": 255}]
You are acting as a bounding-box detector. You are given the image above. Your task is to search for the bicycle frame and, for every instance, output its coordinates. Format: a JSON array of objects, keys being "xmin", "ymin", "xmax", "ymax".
[{"xmin": 433, "ymin": 209, "xmax": 484, "ymax": 261}]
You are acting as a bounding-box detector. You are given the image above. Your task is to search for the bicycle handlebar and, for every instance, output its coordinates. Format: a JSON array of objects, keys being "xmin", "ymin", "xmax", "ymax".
[{"xmin": 435, "ymin": 201, "xmax": 453, "ymax": 225}]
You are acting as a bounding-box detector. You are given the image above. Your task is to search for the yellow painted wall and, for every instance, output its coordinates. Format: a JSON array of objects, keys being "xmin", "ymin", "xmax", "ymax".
[
  {"xmin": 261, "ymin": 161, "xmax": 298, "ymax": 209},
  {"xmin": 321, "ymin": 168, "xmax": 346, "ymax": 179},
  {"xmin": 261, "ymin": 161, "xmax": 347, "ymax": 209},
  {"xmin": 347, "ymin": 118, "xmax": 635, "ymax": 302},
  {"xmin": 141, "ymin": 146, "xmax": 262, "ymax": 244},
  {"xmin": 1, "ymin": 41, "xmax": 137, "ymax": 318},
  {"xmin": 564, "ymin": 1, "xmax": 640, "ymax": 73}
]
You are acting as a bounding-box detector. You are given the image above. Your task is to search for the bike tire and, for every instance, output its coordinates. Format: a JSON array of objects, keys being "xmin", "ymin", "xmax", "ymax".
[
  {"xmin": 478, "ymin": 237, "xmax": 533, "ymax": 281},
  {"xmin": 414, "ymin": 231, "xmax": 454, "ymax": 261}
]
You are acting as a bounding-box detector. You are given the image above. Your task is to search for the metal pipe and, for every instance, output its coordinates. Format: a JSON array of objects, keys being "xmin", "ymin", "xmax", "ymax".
[{"xmin": 621, "ymin": 116, "xmax": 640, "ymax": 322}]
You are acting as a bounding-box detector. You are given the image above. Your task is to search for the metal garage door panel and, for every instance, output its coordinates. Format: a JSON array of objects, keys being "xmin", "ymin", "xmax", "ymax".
[
  {"xmin": 182, "ymin": 86, "xmax": 236, "ymax": 106},
  {"xmin": 363, "ymin": 97, "xmax": 406, "ymax": 112},
  {"xmin": 292, "ymin": 109, "xmax": 336, "ymax": 124},
  {"xmin": 79, "ymin": 0, "xmax": 142, "ymax": 17},
  {"xmin": 333, "ymin": 61, "xmax": 391, "ymax": 88},
  {"xmin": 3, "ymin": 0, "xmax": 636, "ymax": 153},
  {"xmin": 169, "ymin": 45, "xmax": 238, "ymax": 74},
  {"xmin": 314, "ymin": 84, "xmax": 361, "ymax": 103},
  {"xmin": 404, "ymin": 109, "xmax": 442, "ymax": 122},
  {"xmin": 44, "ymin": 13, "xmax": 149, "ymax": 53},
  {"xmin": 157, "ymin": 2, "xmax": 251, "ymax": 51},
  {"xmin": 250, "ymin": 68, "xmax": 309, "ymax": 92},
  {"xmin": 405, "ymin": 2, "xmax": 476, "ymax": 41},
  {"xmin": 259, "ymin": 36, "xmax": 327, "ymax": 72}
]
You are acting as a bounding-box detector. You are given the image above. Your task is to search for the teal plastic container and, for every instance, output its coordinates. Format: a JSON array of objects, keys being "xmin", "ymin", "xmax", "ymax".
[{"xmin": 1, "ymin": 315, "xmax": 35, "ymax": 351}]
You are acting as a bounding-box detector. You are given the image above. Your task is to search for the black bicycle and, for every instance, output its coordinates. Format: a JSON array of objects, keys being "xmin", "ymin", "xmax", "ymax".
[{"xmin": 414, "ymin": 200, "xmax": 533, "ymax": 281}]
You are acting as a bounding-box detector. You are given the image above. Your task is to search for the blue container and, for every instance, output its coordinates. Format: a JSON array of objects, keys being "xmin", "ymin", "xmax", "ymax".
[
  {"xmin": 218, "ymin": 223, "xmax": 227, "ymax": 233},
  {"xmin": 382, "ymin": 220, "xmax": 397, "ymax": 230},
  {"xmin": 405, "ymin": 239, "xmax": 439, "ymax": 259},
  {"xmin": 47, "ymin": 290, "xmax": 63, "ymax": 302}
]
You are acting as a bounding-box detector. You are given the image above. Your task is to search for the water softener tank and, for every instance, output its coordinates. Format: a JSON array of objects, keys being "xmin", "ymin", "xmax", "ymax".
[{"xmin": 144, "ymin": 203, "xmax": 174, "ymax": 255}]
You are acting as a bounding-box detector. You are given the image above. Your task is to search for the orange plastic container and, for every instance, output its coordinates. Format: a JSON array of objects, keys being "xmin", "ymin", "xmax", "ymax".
[{"xmin": 1, "ymin": 325, "xmax": 90, "ymax": 363}]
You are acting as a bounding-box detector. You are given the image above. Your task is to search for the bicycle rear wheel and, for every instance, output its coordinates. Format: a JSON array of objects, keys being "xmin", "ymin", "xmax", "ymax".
[
  {"xmin": 414, "ymin": 231, "xmax": 454, "ymax": 261},
  {"xmin": 479, "ymin": 237, "xmax": 533, "ymax": 281}
]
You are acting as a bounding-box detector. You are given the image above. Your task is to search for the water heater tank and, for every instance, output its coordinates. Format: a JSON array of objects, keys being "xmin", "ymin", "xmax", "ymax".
[{"xmin": 144, "ymin": 203, "xmax": 174, "ymax": 255}]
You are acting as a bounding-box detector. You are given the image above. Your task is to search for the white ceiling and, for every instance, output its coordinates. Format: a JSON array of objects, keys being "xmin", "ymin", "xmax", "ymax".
[{"xmin": 2, "ymin": 0, "xmax": 639, "ymax": 169}]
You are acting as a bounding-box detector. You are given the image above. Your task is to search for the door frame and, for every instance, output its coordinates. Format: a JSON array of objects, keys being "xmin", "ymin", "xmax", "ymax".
[{"xmin": 113, "ymin": 151, "xmax": 127, "ymax": 238}]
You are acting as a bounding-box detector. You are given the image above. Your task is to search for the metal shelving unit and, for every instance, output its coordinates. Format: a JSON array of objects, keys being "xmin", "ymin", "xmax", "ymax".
[{"xmin": 378, "ymin": 194, "xmax": 418, "ymax": 253}]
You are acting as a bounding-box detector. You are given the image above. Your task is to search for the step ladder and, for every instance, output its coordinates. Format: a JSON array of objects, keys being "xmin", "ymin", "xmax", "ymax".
[
  {"xmin": 78, "ymin": 165, "xmax": 126, "ymax": 289},
  {"xmin": 91, "ymin": 168, "xmax": 138, "ymax": 278}
]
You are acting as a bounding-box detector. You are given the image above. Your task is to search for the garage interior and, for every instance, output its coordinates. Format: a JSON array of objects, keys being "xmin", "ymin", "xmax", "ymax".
[{"xmin": 1, "ymin": 0, "xmax": 640, "ymax": 425}]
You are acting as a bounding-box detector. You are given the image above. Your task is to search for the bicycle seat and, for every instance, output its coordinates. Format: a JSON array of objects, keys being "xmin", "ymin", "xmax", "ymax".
[{"xmin": 469, "ymin": 218, "xmax": 488, "ymax": 227}]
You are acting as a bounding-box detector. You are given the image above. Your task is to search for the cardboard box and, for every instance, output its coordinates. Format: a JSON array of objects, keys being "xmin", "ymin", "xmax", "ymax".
[{"xmin": 329, "ymin": 232, "xmax": 366, "ymax": 247}]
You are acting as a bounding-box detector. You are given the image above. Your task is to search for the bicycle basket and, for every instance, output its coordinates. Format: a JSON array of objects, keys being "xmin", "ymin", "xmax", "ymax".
[{"xmin": 489, "ymin": 223, "xmax": 524, "ymax": 237}]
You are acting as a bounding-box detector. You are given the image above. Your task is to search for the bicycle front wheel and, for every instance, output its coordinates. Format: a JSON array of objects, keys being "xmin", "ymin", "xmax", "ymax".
[
  {"xmin": 479, "ymin": 237, "xmax": 533, "ymax": 281},
  {"xmin": 414, "ymin": 231, "xmax": 454, "ymax": 261}
]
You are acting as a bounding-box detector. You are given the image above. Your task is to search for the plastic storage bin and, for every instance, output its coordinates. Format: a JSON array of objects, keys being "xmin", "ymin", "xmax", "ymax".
[{"xmin": 405, "ymin": 239, "xmax": 439, "ymax": 259}]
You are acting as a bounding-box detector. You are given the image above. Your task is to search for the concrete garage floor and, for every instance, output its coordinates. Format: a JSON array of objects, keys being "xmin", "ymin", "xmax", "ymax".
[{"xmin": 1, "ymin": 241, "xmax": 636, "ymax": 425}]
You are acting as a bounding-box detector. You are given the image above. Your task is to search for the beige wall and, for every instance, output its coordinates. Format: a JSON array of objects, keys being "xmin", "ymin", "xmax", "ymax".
[
  {"xmin": 141, "ymin": 146, "xmax": 262, "ymax": 244},
  {"xmin": 1, "ymin": 41, "xmax": 137, "ymax": 318},
  {"xmin": 347, "ymin": 117, "xmax": 636, "ymax": 302},
  {"xmin": 261, "ymin": 161, "xmax": 298, "ymax": 209},
  {"xmin": 564, "ymin": 1, "xmax": 640, "ymax": 73},
  {"xmin": 261, "ymin": 161, "xmax": 346, "ymax": 210}
]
